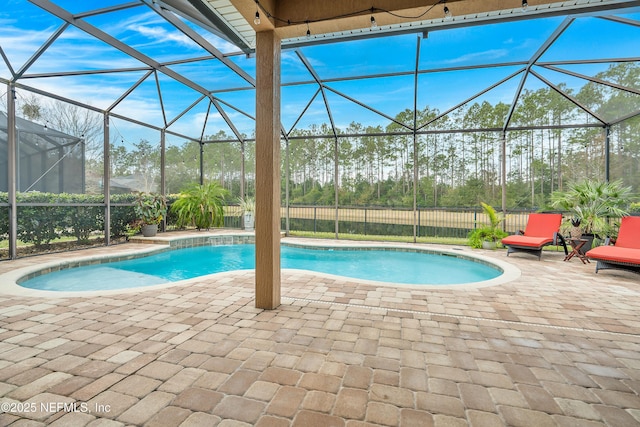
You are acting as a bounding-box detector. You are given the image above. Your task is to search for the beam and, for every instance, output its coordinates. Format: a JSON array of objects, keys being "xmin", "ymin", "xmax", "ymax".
[
  {"xmin": 228, "ymin": 0, "xmax": 640, "ymax": 51},
  {"xmin": 7, "ymin": 84, "xmax": 17, "ymax": 259},
  {"xmin": 15, "ymin": 23, "xmax": 68, "ymax": 79},
  {"xmin": 29, "ymin": 0, "xmax": 211, "ymax": 96},
  {"xmin": 103, "ymin": 113, "xmax": 111, "ymax": 246},
  {"xmin": 412, "ymin": 35, "xmax": 420, "ymax": 243},
  {"xmin": 528, "ymin": 68, "xmax": 607, "ymax": 125},
  {"xmin": 183, "ymin": 0, "xmax": 253, "ymax": 54},
  {"xmin": 74, "ymin": 2, "xmax": 141, "ymax": 19},
  {"xmin": 1, "ymin": 77, "xmax": 209, "ymax": 143},
  {"xmin": 295, "ymin": 50, "xmax": 339, "ymax": 237},
  {"xmin": 153, "ymin": 3, "xmax": 256, "ymax": 86},
  {"xmin": 502, "ymin": 17, "xmax": 574, "ymax": 131},
  {"xmin": 540, "ymin": 64, "xmax": 640, "ymax": 96},
  {"xmin": 0, "ymin": 46, "xmax": 15, "ymax": 77}
]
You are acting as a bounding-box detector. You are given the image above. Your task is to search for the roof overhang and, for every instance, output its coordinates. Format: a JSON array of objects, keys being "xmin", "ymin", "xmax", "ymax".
[{"xmin": 170, "ymin": 0, "xmax": 640, "ymax": 52}]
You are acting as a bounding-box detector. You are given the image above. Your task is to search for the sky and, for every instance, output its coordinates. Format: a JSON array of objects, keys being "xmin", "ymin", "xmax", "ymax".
[{"xmin": 1, "ymin": 0, "xmax": 639, "ymax": 148}]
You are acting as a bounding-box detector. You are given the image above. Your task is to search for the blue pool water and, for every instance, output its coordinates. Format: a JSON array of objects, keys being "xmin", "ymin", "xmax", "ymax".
[{"xmin": 20, "ymin": 244, "xmax": 502, "ymax": 291}]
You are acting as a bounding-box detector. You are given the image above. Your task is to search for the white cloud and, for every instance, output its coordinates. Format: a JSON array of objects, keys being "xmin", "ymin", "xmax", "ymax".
[
  {"xmin": 165, "ymin": 109, "xmax": 230, "ymax": 138},
  {"xmin": 441, "ymin": 49, "xmax": 509, "ymax": 65},
  {"xmin": 198, "ymin": 31, "xmax": 242, "ymax": 54},
  {"xmin": 125, "ymin": 23, "xmax": 197, "ymax": 50},
  {"xmin": 0, "ymin": 24, "xmax": 144, "ymax": 74},
  {"xmin": 0, "ymin": 26, "xmax": 60, "ymax": 67}
]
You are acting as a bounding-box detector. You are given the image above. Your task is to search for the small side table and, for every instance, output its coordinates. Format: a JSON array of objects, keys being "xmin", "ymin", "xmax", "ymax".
[{"xmin": 564, "ymin": 238, "xmax": 590, "ymax": 264}]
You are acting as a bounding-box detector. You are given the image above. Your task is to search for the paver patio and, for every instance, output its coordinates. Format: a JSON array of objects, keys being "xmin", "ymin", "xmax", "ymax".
[{"xmin": 0, "ymin": 233, "xmax": 639, "ymax": 426}]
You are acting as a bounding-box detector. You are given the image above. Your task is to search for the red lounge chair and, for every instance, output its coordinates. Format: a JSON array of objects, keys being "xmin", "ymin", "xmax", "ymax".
[
  {"xmin": 586, "ymin": 216, "xmax": 640, "ymax": 275},
  {"xmin": 501, "ymin": 213, "xmax": 567, "ymax": 260}
]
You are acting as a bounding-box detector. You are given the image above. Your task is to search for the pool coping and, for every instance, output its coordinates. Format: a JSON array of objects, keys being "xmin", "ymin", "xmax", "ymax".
[
  {"xmin": 0, "ymin": 233, "xmax": 521, "ymax": 297},
  {"xmin": 281, "ymin": 238, "xmax": 520, "ymax": 290}
]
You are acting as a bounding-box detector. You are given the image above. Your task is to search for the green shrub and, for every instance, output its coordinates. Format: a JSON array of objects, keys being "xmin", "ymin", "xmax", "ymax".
[
  {"xmin": 551, "ymin": 179, "xmax": 631, "ymax": 237},
  {"xmin": 16, "ymin": 192, "xmax": 65, "ymax": 246},
  {"xmin": 468, "ymin": 226, "xmax": 508, "ymax": 248},
  {"xmin": 0, "ymin": 192, "xmax": 8, "ymax": 243},
  {"xmin": 171, "ymin": 182, "xmax": 228, "ymax": 229},
  {"xmin": 0, "ymin": 191, "xmax": 163, "ymax": 244},
  {"xmin": 467, "ymin": 202, "xmax": 508, "ymax": 248},
  {"xmin": 134, "ymin": 192, "xmax": 167, "ymax": 225},
  {"xmin": 110, "ymin": 193, "xmax": 137, "ymax": 237},
  {"xmin": 70, "ymin": 195, "xmax": 104, "ymax": 243}
]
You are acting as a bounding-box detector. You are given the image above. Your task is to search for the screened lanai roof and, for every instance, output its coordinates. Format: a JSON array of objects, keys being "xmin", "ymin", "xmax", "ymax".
[
  {"xmin": 1, "ymin": 0, "xmax": 640, "ymax": 144},
  {"xmin": 0, "ymin": 111, "xmax": 82, "ymax": 163}
]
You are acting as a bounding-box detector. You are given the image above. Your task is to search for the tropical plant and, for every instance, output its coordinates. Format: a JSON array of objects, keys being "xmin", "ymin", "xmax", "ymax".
[
  {"xmin": 125, "ymin": 219, "xmax": 143, "ymax": 238},
  {"xmin": 468, "ymin": 202, "xmax": 508, "ymax": 248},
  {"xmin": 238, "ymin": 196, "xmax": 255, "ymax": 213},
  {"xmin": 170, "ymin": 182, "xmax": 228, "ymax": 230},
  {"xmin": 550, "ymin": 179, "xmax": 631, "ymax": 237},
  {"xmin": 234, "ymin": 196, "xmax": 256, "ymax": 230},
  {"xmin": 134, "ymin": 192, "xmax": 167, "ymax": 225}
]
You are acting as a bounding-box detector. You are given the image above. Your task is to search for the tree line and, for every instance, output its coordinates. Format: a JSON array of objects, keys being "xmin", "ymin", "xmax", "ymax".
[
  {"xmin": 6, "ymin": 62, "xmax": 639, "ymax": 209},
  {"xmin": 187, "ymin": 62, "xmax": 639, "ymax": 208}
]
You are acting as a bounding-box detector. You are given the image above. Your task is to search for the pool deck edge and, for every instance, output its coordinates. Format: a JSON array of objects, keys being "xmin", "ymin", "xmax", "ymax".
[{"xmin": 0, "ymin": 232, "xmax": 521, "ymax": 297}]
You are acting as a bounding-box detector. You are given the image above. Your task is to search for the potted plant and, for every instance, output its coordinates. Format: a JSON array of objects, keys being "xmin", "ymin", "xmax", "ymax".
[
  {"xmin": 468, "ymin": 202, "xmax": 508, "ymax": 249},
  {"xmin": 551, "ymin": 179, "xmax": 631, "ymax": 251},
  {"xmin": 237, "ymin": 196, "xmax": 255, "ymax": 231},
  {"xmin": 133, "ymin": 192, "xmax": 167, "ymax": 237},
  {"xmin": 124, "ymin": 219, "xmax": 143, "ymax": 240},
  {"xmin": 170, "ymin": 182, "xmax": 228, "ymax": 230}
]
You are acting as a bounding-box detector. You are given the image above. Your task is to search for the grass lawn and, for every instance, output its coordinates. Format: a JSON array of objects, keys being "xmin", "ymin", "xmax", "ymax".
[
  {"xmin": 0, "ymin": 235, "xmax": 83, "ymax": 249},
  {"xmin": 287, "ymin": 231, "xmax": 470, "ymax": 246},
  {"xmin": 286, "ymin": 231, "xmax": 566, "ymax": 253}
]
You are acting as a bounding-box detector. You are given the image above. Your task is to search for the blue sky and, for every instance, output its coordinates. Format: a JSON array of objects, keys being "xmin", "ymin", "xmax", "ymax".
[{"xmin": 1, "ymin": 1, "xmax": 639, "ymax": 147}]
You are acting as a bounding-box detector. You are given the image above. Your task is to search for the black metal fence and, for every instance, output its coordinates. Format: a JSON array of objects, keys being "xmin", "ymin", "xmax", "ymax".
[
  {"xmin": 282, "ymin": 205, "xmax": 533, "ymax": 239},
  {"xmin": 0, "ymin": 202, "xmax": 539, "ymax": 260}
]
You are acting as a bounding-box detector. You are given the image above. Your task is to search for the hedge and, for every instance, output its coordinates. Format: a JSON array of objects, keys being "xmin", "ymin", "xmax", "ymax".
[{"xmin": 0, "ymin": 192, "xmax": 140, "ymax": 246}]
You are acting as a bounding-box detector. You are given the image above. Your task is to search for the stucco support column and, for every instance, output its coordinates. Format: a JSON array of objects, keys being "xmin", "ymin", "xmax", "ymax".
[{"xmin": 255, "ymin": 30, "xmax": 281, "ymax": 310}]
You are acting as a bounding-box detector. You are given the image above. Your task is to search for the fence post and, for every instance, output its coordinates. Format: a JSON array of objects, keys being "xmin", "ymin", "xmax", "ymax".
[
  {"xmin": 417, "ymin": 208, "xmax": 420, "ymax": 237},
  {"xmin": 313, "ymin": 206, "xmax": 317, "ymax": 233},
  {"xmin": 473, "ymin": 208, "xmax": 477, "ymax": 230},
  {"xmin": 364, "ymin": 208, "xmax": 367, "ymax": 235}
]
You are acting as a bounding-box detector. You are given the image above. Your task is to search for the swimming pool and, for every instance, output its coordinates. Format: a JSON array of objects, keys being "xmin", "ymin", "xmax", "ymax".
[{"xmin": 19, "ymin": 243, "xmax": 504, "ymax": 292}]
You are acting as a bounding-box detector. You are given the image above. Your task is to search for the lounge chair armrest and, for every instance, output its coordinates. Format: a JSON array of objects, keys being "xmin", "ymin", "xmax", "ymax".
[
  {"xmin": 516, "ymin": 229, "xmax": 525, "ymax": 235},
  {"xmin": 554, "ymin": 232, "xmax": 568, "ymax": 255}
]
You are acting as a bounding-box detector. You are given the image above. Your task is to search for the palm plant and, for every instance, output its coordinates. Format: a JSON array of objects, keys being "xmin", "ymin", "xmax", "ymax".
[
  {"xmin": 170, "ymin": 182, "xmax": 228, "ymax": 230},
  {"xmin": 238, "ymin": 196, "xmax": 255, "ymax": 214},
  {"xmin": 236, "ymin": 196, "xmax": 255, "ymax": 230},
  {"xmin": 468, "ymin": 202, "xmax": 508, "ymax": 248},
  {"xmin": 550, "ymin": 179, "xmax": 631, "ymax": 237}
]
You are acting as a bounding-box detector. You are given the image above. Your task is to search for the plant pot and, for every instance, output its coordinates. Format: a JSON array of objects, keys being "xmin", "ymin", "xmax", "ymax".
[
  {"xmin": 141, "ymin": 224, "xmax": 158, "ymax": 237},
  {"xmin": 482, "ymin": 240, "xmax": 497, "ymax": 250},
  {"xmin": 579, "ymin": 233, "xmax": 595, "ymax": 254},
  {"xmin": 243, "ymin": 212, "xmax": 254, "ymax": 231}
]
